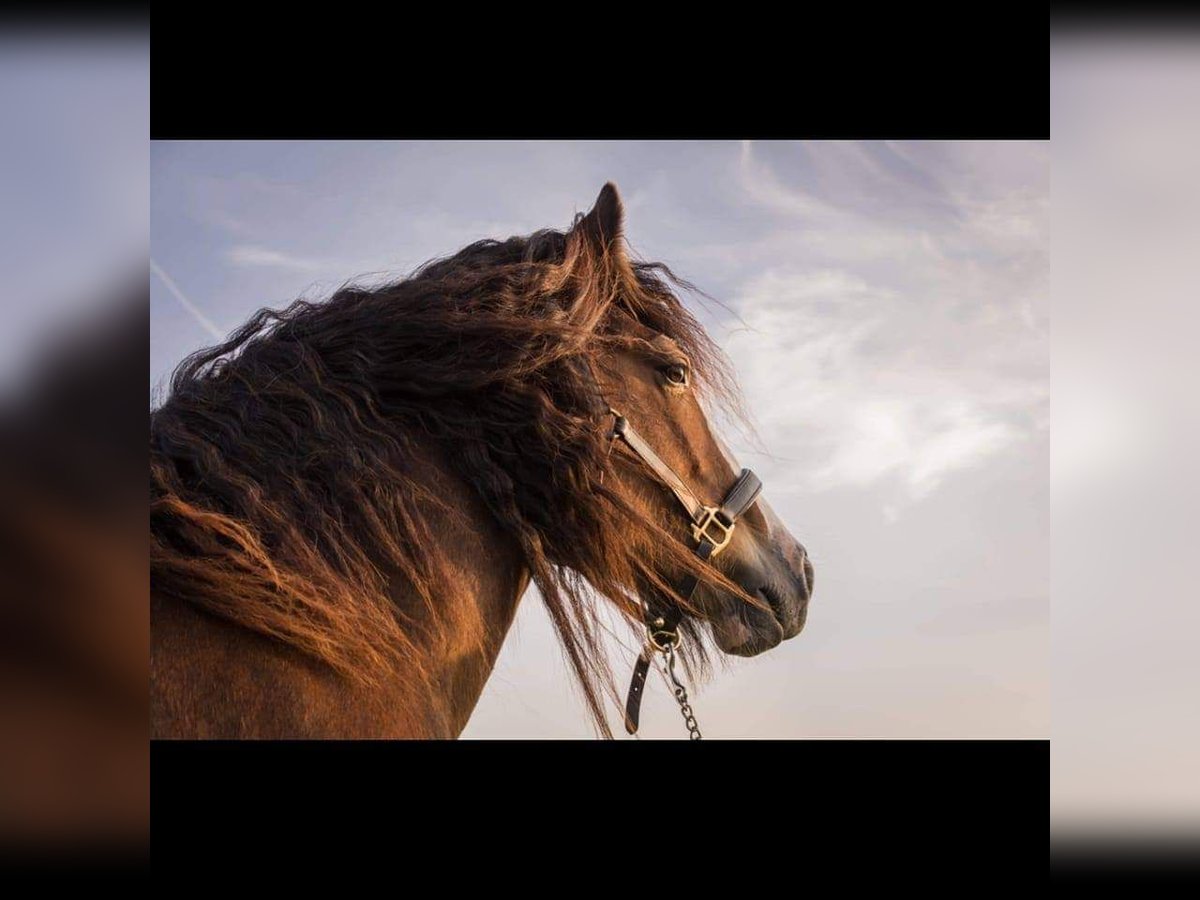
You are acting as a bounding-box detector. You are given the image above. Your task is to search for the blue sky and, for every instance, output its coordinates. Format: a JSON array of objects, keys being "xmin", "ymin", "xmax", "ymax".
[
  {"xmin": 0, "ymin": 33, "xmax": 147, "ymax": 393},
  {"xmin": 151, "ymin": 140, "xmax": 1048, "ymax": 738}
]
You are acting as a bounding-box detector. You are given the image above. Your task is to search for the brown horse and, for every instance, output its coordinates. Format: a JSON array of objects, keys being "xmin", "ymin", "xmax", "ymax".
[{"xmin": 150, "ymin": 183, "xmax": 813, "ymax": 739}]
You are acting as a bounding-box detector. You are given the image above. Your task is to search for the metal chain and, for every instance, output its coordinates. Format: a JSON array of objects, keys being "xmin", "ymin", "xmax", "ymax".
[{"xmin": 661, "ymin": 642, "xmax": 703, "ymax": 740}]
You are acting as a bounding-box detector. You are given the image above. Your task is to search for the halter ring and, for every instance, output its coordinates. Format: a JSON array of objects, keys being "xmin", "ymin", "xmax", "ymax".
[{"xmin": 647, "ymin": 628, "xmax": 682, "ymax": 652}]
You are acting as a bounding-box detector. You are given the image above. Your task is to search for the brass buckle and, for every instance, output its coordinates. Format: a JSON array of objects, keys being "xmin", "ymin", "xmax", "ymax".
[{"xmin": 691, "ymin": 506, "xmax": 734, "ymax": 556}]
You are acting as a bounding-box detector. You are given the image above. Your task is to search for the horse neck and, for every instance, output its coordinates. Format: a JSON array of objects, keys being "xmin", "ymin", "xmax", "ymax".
[{"xmin": 381, "ymin": 449, "xmax": 531, "ymax": 737}]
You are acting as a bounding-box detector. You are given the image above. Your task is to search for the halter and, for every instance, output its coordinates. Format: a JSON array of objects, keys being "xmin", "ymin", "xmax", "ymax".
[{"xmin": 606, "ymin": 407, "xmax": 763, "ymax": 739}]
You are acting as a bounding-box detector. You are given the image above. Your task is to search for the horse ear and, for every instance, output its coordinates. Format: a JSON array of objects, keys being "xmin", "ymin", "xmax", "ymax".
[{"xmin": 575, "ymin": 182, "xmax": 625, "ymax": 254}]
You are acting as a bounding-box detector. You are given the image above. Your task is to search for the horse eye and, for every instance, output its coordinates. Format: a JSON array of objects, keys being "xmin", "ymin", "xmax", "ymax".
[{"xmin": 662, "ymin": 364, "xmax": 689, "ymax": 387}]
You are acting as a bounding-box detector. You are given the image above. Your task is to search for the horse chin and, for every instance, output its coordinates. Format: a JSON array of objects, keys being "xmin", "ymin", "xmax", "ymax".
[{"xmin": 710, "ymin": 605, "xmax": 786, "ymax": 658}]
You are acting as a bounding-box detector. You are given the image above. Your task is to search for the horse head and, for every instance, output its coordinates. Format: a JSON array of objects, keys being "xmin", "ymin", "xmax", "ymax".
[{"xmin": 574, "ymin": 184, "xmax": 813, "ymax": 664}]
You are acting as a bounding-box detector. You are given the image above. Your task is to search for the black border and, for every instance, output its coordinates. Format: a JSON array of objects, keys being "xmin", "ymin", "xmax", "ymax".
[
  {"xmin": 151, "ymin": 10, "xmax": 1048, "ymax": 140},
  {"xmin": 152, "ymin": 740, "xmax": 1046, "ymax": 871}
]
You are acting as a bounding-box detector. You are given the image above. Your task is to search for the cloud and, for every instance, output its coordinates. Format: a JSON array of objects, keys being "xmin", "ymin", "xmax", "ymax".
[
  {"xmin": 720, "ymin": 261, "xmax": 1042, "ymax": 502},
  {"xmin": 737, "ymin": 140, "xmax": 839, "ymax": 221},
  {"xmin": 226, "ymin": 244, "xmax": 326, "ymax": 272},
  {"xmin": 714, "ymin": 142, "xmax": 1048, "ymax": 508}
]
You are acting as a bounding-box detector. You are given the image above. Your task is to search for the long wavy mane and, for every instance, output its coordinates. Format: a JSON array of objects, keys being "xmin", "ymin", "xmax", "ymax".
[{"xmin": 150, "ymin": 188, "xmax": 751, "ymax": 736}]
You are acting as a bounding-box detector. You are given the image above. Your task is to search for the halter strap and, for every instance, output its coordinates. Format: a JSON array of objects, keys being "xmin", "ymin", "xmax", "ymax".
[
  {"xmin": 610, "ymin": 412, "xmax": 705, "ymax": 521},
  {"xmin": 607, "ymin": 408, "xmax": 763, "ymax": 735},
  {"xmin": 610, "ymin": 409, "xmax": 762, "ymax": 554}
]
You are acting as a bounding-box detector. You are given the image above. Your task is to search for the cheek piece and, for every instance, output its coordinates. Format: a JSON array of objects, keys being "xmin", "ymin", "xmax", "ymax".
[{"xmin": 607, "ymin": 409, "xmax": 762, "ymax": 738}]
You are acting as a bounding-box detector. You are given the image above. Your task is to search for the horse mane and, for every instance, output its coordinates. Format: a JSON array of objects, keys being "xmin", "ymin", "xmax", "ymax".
[{"xmin": 149, "ymin": 195, "xmax": 749, "ymax": 736}]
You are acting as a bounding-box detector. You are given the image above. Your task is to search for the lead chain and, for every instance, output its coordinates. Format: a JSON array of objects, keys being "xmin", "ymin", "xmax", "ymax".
[{"xmin": 661, "ymin": 642, "xmax": 703, "ymax": 741}]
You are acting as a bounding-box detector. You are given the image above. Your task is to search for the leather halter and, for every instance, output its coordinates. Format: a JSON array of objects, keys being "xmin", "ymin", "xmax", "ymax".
[{"xmin": 607, "ymin": 408, "xmax": 763, "ymax": 735}]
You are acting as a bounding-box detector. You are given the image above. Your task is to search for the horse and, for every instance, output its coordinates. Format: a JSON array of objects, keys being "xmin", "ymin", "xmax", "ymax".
[{"xmin": 150, "ymin": 183, "xmax": 813, "ymax": 739}]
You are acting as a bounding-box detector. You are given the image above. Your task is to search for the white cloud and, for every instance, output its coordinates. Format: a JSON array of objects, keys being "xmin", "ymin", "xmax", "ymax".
[
  {"xmin": 715, "ymin": 142, "xmax": 1048, "ymax": 509},
  {"xmin": 906, "ymin": 414, "xmax": 1022, "ymax": 498},
  {"xmin": 737, "ymin": 140, "xmax": 839, "ymax": 221},
  {"xmin": 226, "ymin": 244, "xmax": 325, "ymax": 272},
  {"xmin": 721, "ymin": 262, "xmax": 1042, "ymax": 504}
]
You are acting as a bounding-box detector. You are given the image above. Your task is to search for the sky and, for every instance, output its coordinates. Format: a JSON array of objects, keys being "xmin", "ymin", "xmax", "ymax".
[
  {"xmin": 1051, "ymin": 38, "xmax": 1200, "ymax": 827},
  {"xmin": 150, "ymin": 140, "xmax": 1049, "ymax": 739},
  {"xmin": 0, "ymin": 32, "xmax": 147, "ymax": 395}
]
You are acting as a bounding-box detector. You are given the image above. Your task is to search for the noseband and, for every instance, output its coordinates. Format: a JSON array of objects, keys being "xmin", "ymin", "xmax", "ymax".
[{"xmin": 607, "ymin": 408, "xmax": 763, "ymax": 739}]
